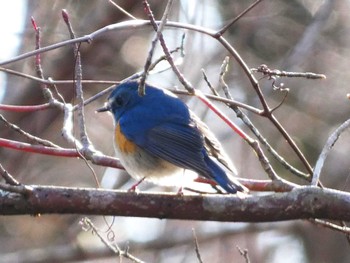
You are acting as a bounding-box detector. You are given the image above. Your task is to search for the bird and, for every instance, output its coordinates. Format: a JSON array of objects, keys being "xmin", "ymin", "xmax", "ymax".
[{"xmin": 97, "ymin": 80, "xmax": 248, "ymax": 194}]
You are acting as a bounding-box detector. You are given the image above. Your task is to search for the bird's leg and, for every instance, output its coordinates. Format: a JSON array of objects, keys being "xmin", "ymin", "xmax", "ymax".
[
  {"xmin": 176, "ymin": 169, "xmax": 186, "ymax": 195},
  {"xmin": 176, "ymin": 187, "xmax": 184, "ymax": 195},
  {"xmin": 128, "ymin": 177, "xmax": 146, "ymax": 192}
]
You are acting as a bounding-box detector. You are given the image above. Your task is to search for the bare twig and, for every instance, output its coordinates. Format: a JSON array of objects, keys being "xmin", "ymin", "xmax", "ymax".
[
  {"xmin": 216, "ymin": 0, "xmax": 264, "ymax": 36},
  {"xmin": 62, "ymin": 9, "xmax": 94, "ymax": 155},
  {"xmin": 31, "ymin": 17, "xmax": 55, "ymax": 100},
  {"xmin": 252, "ymin": 64, "xmax": 326, "ymax": 80},
  {"xmin": 0, "ymin": 114, "xmax": 60, "ymax": 148},
  {"xmin": 0, "ymin": 163, "xmax": 20, "ymax": 185},
  {"xmin": 61, "ymin": 103, "xmax": 82, "ymax": 147},
  {"xmin": 313, "ymin": 118, "xmax": 350, "ymax": 185},
  {"xmin": 143, "ymin": 1, "xmax": 194, "ymax": 93},
  {"xmin": 309, "ymin": 219, "xmax": 350, "ymax": 235},
  {"xmin": 192, "ymin": 229, "xmax": 204, "ymax": 263},
  {"xmin": 0, "ymin": 67, "xmax": 119, "ymax": 85},
  {"xmin": 108, "ymin": 0, "xmax": 138, "ymax": 20},
  {"xmin": 216, "ymin": 57, "xmax": 284, "ymax": 182},
  {"xmin": 139, "ymin": 0, "xmax": 174, "ymax": 95},
  {"xmin": 236, "ymin": 246, "xmax": 251, "ymax": 263},
  {"xmin": 0, "ymin": 163, "xmax": 33, "ymax": 195},
  {"xmin": 218, "ymin": 65, "xmax": 308, "ymax": 179},
  {"xmin": 80, "ymin": 218, "xmax": 145, "ymax": 263}
]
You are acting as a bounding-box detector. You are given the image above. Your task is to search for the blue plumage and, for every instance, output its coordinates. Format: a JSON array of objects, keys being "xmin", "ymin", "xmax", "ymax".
[{"xmin": 98, "ymin": 80, "xmax": 248, "ymax": 194}]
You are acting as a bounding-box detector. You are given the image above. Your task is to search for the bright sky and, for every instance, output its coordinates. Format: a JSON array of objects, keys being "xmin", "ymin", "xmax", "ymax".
[{"xmin": 0, "ymin": 0, "xmax": 26, "ymax": 101}]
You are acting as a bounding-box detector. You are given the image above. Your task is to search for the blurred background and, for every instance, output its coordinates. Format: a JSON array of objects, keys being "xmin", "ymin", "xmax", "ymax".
[{"xmin": 0, "ymin": 0, "xmax": 350, "ymax": 262}]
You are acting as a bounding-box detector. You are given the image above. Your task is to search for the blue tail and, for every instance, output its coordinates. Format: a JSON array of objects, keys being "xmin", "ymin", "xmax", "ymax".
[{"xmin": 204, "ymin": 155, "xmax": 247, "ymax": 194}]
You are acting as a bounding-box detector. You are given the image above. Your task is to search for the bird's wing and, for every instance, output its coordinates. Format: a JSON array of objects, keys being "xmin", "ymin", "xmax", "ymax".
[
  {"xmin": 141, "ymin": 122, "xmax": 212, "ymax": 178},
  {"xmin": 190, "ymin": 112, "xmax": 237, "ymax": 174}
]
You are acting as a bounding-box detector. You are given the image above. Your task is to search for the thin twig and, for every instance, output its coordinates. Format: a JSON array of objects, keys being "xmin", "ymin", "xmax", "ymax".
[
  {"xmin": 214, "ymin": 37, "xmax": 314, "ymax": 176},
  {"xmin": 313, "ymin": 118, "xmax": 350, "ymax": 185},
  {"xmin": 139, "ymin": 0, "xmax": 174, "ymax": 95},
  {"xmin": 309, "ymin": 219, "xmax": 350, "ymax": 234},
  {"xmin": 0, "ymin": 163, "xmax": 33, "ymax": 195},
  {"xmin": 80, "ymin": 218, "xmax": 145, "ymax": 263},
  {"xmin": 108, "ymin": 0, "xmax": 138, "ymax": 20},
  {"xmin": 0, "ymin": 67, "xmax": 119, "ymax": 85},
  {"xmin": 31, "ymin": 17, "xmax": 55, "ymax": 100},
  {"xmin": 252, "ymin": 64, "xmax": 326, "ymax": 80},
  {"xmin": 214, "ymin": 62, "xmax": 308, "ymax": 179},
  {"xmin": 0, "ymin": 163, "xmax": 20, "ymax": 185},
  {"xmin": 236, "ymin": 246, "xmax": 251, "ymax": 263},
  {"xmin": 63, "ymin": 9, "xmax": 94, "ymax": 155},
  {"xmin": 207, "ymin": 71, "xmax": 308, "ymax": 181},
  {"xmin": 192, "ymin": 229, "xmax": 204, "ymax": 263},
  {"xmin": 217, "ymin": 57, "xmax": 285, "ymax": 182},
  {"xmin": 0, "ymin": 114, "xmax": 60, "ymax": 148},
  {"xmin": 143, "ymin": 1, "xmax": 194, "ymax": 93},
  {"xmin": 62, "ymin": 10, "xmax": 103, "ymax": 187},
  {"xmin": 216, "ymin": 0, "xmax": 264, "ymax": 36}
]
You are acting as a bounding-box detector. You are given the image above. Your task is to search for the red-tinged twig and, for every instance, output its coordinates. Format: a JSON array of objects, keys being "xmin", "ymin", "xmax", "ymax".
[
  {"xmin": 0, "ymin": 138, "xmax": 123, "ymax": 169},
  {"xmin": 194, "ymin": 89, "xmax": 252, "ymax": 142},
  {"xmin": 0, "ymin": 138, "xmax": 78, "ymax": 157},
  {"xmin": 0, "ymin": 103, "xmax": 51, "ymax": 112},
  {"xmin": 31, "ymin": 17, "xmax": 43, "ymax": 78},
  {"xmin": 31, "ymin": 16, "xmax": 56, "ymax": 100}
]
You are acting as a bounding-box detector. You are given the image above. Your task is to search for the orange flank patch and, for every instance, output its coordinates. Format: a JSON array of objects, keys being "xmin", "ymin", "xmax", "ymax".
[{"xmin": 115, "ymin": 123, "xmax": 137, "ymax": 154}]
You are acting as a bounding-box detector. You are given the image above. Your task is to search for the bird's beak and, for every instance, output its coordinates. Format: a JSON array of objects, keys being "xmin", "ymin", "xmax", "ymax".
[{"xmin": 96, "ymin": 103, "xmax": 110, "ymax": 113}]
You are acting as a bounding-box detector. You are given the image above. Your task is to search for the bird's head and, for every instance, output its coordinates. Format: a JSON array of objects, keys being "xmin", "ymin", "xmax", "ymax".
[{"xmin": 96, "ymin": 80, "xmax": 142, "ymax": 121}]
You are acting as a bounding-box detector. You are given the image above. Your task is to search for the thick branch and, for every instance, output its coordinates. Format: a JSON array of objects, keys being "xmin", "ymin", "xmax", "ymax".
[{"xmin": 1, "ymin": 185, "xmax": 350, "ymax": 222}]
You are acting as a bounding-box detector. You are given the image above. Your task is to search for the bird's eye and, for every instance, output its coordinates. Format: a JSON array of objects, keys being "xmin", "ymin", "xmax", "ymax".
[{"xmin": 113, "ymin": 95, "xmax": 124, "ymax": 107}]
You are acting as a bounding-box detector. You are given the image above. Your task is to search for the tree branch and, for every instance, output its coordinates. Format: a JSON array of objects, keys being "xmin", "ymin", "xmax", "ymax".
[{"xmin": 1, "ymin": 185, "xmax": 350, "ymax": 222}]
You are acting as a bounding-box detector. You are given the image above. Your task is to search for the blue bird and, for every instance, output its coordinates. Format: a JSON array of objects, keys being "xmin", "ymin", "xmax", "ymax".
[{"xmin": 97, "ymin": 80, "xmax": 248, "ymax": 194}]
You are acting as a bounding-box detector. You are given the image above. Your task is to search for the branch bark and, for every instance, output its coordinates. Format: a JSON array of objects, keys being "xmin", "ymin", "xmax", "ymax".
[{"xmin": 1, "ymin": 185, "xmax": 350, "ymax": 222}]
